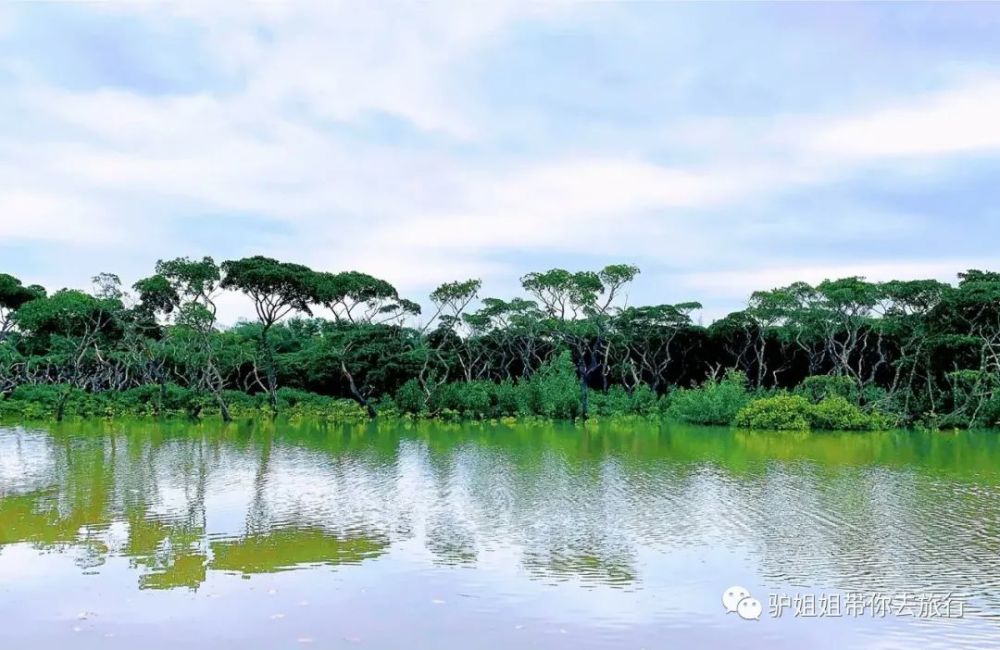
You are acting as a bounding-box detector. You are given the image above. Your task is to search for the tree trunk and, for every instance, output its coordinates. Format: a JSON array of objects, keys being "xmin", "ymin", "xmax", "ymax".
[
  {"xmin": 55, "ymin": 385, "xmax": 71, "ymax": 422},
  {"xmin": 157, "ymin": 372, "xmax": 167, "ymax": 416},
  {"xmin": 215, "ymin": 390, "xmax": 232, "ymax": 423},
  {"xmin": 207, "ymin": 363, "xmax": 232, "ymax": 423},
  {"xmin": 259, "ymin": 328, "xmax": 278, "ymax": 415},
  {"xmin": 341, "ymin": 360, "xmax": 376, "ymax": 418}
]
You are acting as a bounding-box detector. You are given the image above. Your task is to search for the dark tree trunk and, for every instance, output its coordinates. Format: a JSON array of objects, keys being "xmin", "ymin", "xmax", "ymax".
[
  {"xmin": 215, "ymin": 391, "xmax": 232, "ymax": 423},
  {"xmin": 576, "ymin": 336, "xmax": 606, "ymax": 420},
  {"xmin": 55, "ymin": 386, "xmax": 71, "ymax": 422},
  {"xmin": 342, "ymin": 360, "xmax": 377, "ymax": 418},
  {"xmin": 259, "ymin": 328, "xmax": 278, "ymax": 415},
  {"xmin": 157, "ymin": 371, "xmax": 167, "ymax": 416}
]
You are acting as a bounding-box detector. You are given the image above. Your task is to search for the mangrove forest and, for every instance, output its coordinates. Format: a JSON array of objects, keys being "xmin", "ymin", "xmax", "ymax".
[{"xmin": 1, "ymin": 256, "xmax": 999, "ymax": 430}]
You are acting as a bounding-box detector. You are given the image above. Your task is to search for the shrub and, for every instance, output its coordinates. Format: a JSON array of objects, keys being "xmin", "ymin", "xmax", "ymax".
[
  {"xmin": 668, "ymin": 370, "xmax": 750, "ymax": 425},
  {"xmin": 456, "ymin": 380, "xmax": 492, "ymax": 417},
  {"xmin": 493, "ymin": 379, "xmax": 520, "ymax": 417},
  {"xmin": 808, "ymin": 395, "xmax": 873, "ymax": 430},
  {"xmin": 5, "ymin": 384, "xmax": 65, "ymax": 408},
  {"xmin": 796, "ymin": 375, "xmax": 859, "ymax": 404},
  {"xmin": 735, "ymin": 394, "xmax": 812, "ymax": 430},
  {"xmin": 428, "ymin": 382, "xmax": 462, "ymax": 414},
  {"xmin": 736, "ymin": 393, "xmax": 892, "ymax": 431},
  {"xmin": 631, "ymin": 385, "xmax": 659, "ymax": 416},
  {"xmin": 592, "ymin": 385, "xmax": 631, "ymax": 416},
  {"xmin": 394, "ymin": 379, "xmax": 426, "ymax": 415},
  {"xmin": 530, "ymin": 350, "xmax": 581, "ymax": 419},
  {"xmin": 589, "ymin": 384, "xmax": 659, "ymax": 417},
  {"xmin": 0, "ymin": 384, "xmax": 68, "ymax": 418},
  {"xmin": 276, "ymin": 387, "xmax": 328, "ymax": 408},
  {"xmin": 515, "ymin": 378, "xmax": 543, "ymax": 417}
]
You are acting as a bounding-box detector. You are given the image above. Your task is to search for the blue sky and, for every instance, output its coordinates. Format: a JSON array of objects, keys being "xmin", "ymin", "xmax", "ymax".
[{"xmin": 2, "ymin": 2, "xmax": 999, "ymax": 322}]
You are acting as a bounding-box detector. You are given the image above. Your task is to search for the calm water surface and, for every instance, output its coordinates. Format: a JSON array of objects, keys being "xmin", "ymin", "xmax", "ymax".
[{"xmin": 1, "ymin": 419, "xmax": 999, "ymax": 649}]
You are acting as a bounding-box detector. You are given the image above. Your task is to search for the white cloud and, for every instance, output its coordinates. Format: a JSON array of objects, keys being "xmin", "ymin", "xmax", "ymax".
[
  {"xmin": 808, "ymin": 79, "xmax": 1000, "ymax": 158},
  {"xmin": 1, "ymin": 3, "xmax": 998, "ymax": 324},
  {"xmin": 356, "ymin": 156, "xmax": 823, "ymax": 252},
  {"xmin": 92, "ymin": 1, "xmax": 566, "ymax": 140},
  {"xmin": 0, "ymin": 189, "xmax": 125, "ymax": 245}
]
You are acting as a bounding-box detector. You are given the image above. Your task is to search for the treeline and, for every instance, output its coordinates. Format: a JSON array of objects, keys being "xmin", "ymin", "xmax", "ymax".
[{"xmin": 1, "ymin": 257, "xmax": 999, "ymax": 428}]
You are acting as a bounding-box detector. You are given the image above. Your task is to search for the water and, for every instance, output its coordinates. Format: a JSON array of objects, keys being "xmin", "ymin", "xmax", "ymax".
[{"xmin": 1, "ymin": 419, "xmax": 999, "ymax": 649}]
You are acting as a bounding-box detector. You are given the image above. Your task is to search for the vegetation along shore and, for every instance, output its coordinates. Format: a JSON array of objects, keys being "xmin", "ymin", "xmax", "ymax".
[{"xmin": 1, "ymin": 257, "xmax": 998, "ymax": 430}]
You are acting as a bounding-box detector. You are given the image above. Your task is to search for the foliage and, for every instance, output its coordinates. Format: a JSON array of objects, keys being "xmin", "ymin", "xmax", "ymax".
[
  {"xmin": 735, "ymin": 394, "xmax": 813, "ymax": 430},
  {"xmin": 796, "ymin": 375, "xmax": 860, "ymax": 404},
  {"xmin": 395, "ymin": 379, "xmax": 427, "ymax": 415},
  {"xmin": 808, "ymin": 395, "xmax": 890, "ymax": 431},
  {"xmin": 735, "ymin": 393, "xmax": 891, "ymax": 431},
  {"xmin": 4, "ymin": 261, "xmax": 1000, "ymax": 428},
  {"xmin": 668, "ymin": 371, "xmax": 751, "ymax": 425},
  {"xmin": 526, "ymin": 350, "xmax": 581, "ymax": 419}
]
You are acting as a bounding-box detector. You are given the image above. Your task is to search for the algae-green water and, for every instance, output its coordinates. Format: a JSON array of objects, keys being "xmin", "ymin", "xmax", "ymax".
[{"xmin": 1, "ymin": 419, "xmax": 999, "ymax": 649}]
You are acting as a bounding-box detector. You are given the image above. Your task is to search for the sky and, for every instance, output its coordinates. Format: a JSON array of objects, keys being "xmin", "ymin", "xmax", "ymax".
[{"xmin": 2, "ymin": 2, "xmax": 1000, "ymax": 323}]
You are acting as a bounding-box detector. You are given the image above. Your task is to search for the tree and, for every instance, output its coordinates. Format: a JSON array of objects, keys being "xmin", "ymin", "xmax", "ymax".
[
  {"xmin": 415, "ymin": 279, "xmax": 481, "ymax": 402},
  {"xmin": 615, "ymin": 302, "xmax": 701, "ymax": 392},
  {"xmin": 0, "ymin": 274, "xmax": 45, "ymax": 395},
  {"xmin": 747, "ymin": 282, "xmax": 820, "ymax": 380},
  {"xmin": 876, "ymin": 279, "xmax": 951, "ymax": 419},
  {"xmin": 0, "ymin": 273, "xmax": 45, "ymax": 341},
  {"xmin": 312, "ymin": 271, "xmax": 419, "ymax": 326},
  {"xmin": 813, "ymin": 277, "xmax": 883, "ymax": 388},
  {"xmin": 133, "ymin": 257, "xmax": 236, "ymax": 421},
  {"xmin": 221, "ymin": 256, "xmax": 316, "ymax": 413},
  {"xmin": 521, "ymin": 264, "xmax": 639, "ymax": 419},
  {"xmin": 119, "ymin": 273, "xmax": 176, "ymax": 411},
  {"xmin": 15, "ymin": 288, "xmax": 123, "ymax": 420},
  {"xmin": 936, "ymin": 270, "xmax": 1000, "ymax": 426},
  {"xmin": 311, "ymin": 271, "xmax": 420, "ymax": 416},
  {"xmin": 8, "ymin": 255, "xmax": 1000, "ymax": 428},
  {"xmin": 463, "ymin": 297, "xmax": 549, "ymax": 381}
]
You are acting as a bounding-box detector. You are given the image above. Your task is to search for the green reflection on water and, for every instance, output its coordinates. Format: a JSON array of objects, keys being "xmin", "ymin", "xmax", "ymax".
[
  {"xmin": 1, "ymin": 418, "xmax": 999, "ymax": 595},
  {"xmin": 210, "ymin": 529, "xmax": 388, "ymax": 575}
]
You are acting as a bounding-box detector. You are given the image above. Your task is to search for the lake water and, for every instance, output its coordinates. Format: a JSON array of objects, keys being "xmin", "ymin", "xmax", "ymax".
[{"xmin": 1, "ymin": 419, "xmax": 999, "ymax": 649}]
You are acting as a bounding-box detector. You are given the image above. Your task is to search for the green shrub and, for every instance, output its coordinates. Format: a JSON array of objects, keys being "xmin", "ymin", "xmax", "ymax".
[
  {"xmin": 493, "ymin": 379, "xmax": 520, "ymax": 417},
  {"xmin": 1, "ymin": 383, "xmax": 202, "ymax": 418},
  {"xmin": 591, "ymin": 385, "xmax": 629, "ymax": 416},
  {"xmin": 276, "ymin": 387, "xmax": 328, "ymax": 408},
  {"xmin": 736, "ymin": 393, "xmax": 892, "ymax": 431},
  {"xmin": 796, "ymin": 375, "xmax": 859, "ymax": 404},
  {"xmin": 589, "ymin": 384, "xmax": 659, "ymax": 417},
  {"xmin": 456, "ymin": 380, "xmax": 492, "ymax": 417},
  {"xmin": 394, "ymin": 379, "xmax": 426, "ymax": 415},
  {"xmin": 515, "ymin": 378, "xmax": 543, "ymax": 417},
  {"xmin": 530, "ymin": 350, "xmax": 581, "ymax": 419},
  {"xmin": 668, "ymin": 370, "xmax": 750, "ymax": 425},
  {"xmin": 808, "ymin": 395, "xmax": 875, "ymax": 430},
  {"xmin": 221, "ymin": 390, "xmax": 256, "ymax": 409},
  {"xmin": 1, "ymin": 384, "xmax": 69, "ymax": 418},
  {"xmin": 631, "ymin": 385, "xmax": 659, "ymax": 416},
  {"xmin": 428, "ymin": 382, "xmax": 460, "ymax": 414},
  {"xmin": 735, "ymin": 394, "xmax": 812, "ymax": 430},
  {"xmin": 5, "ymin": 384, "xmax": 65, "ymax": 408}
]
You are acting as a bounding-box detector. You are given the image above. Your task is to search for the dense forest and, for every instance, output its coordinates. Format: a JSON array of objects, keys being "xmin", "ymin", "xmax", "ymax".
[{"xmin": 1, "ymin": 256, "xmax": 999, "ymax": 429}]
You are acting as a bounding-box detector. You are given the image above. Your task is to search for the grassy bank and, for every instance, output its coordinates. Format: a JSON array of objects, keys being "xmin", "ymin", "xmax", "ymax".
[{"xmin": 1, "ymin": 369, "xmax": 897, "ymax": 431}]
